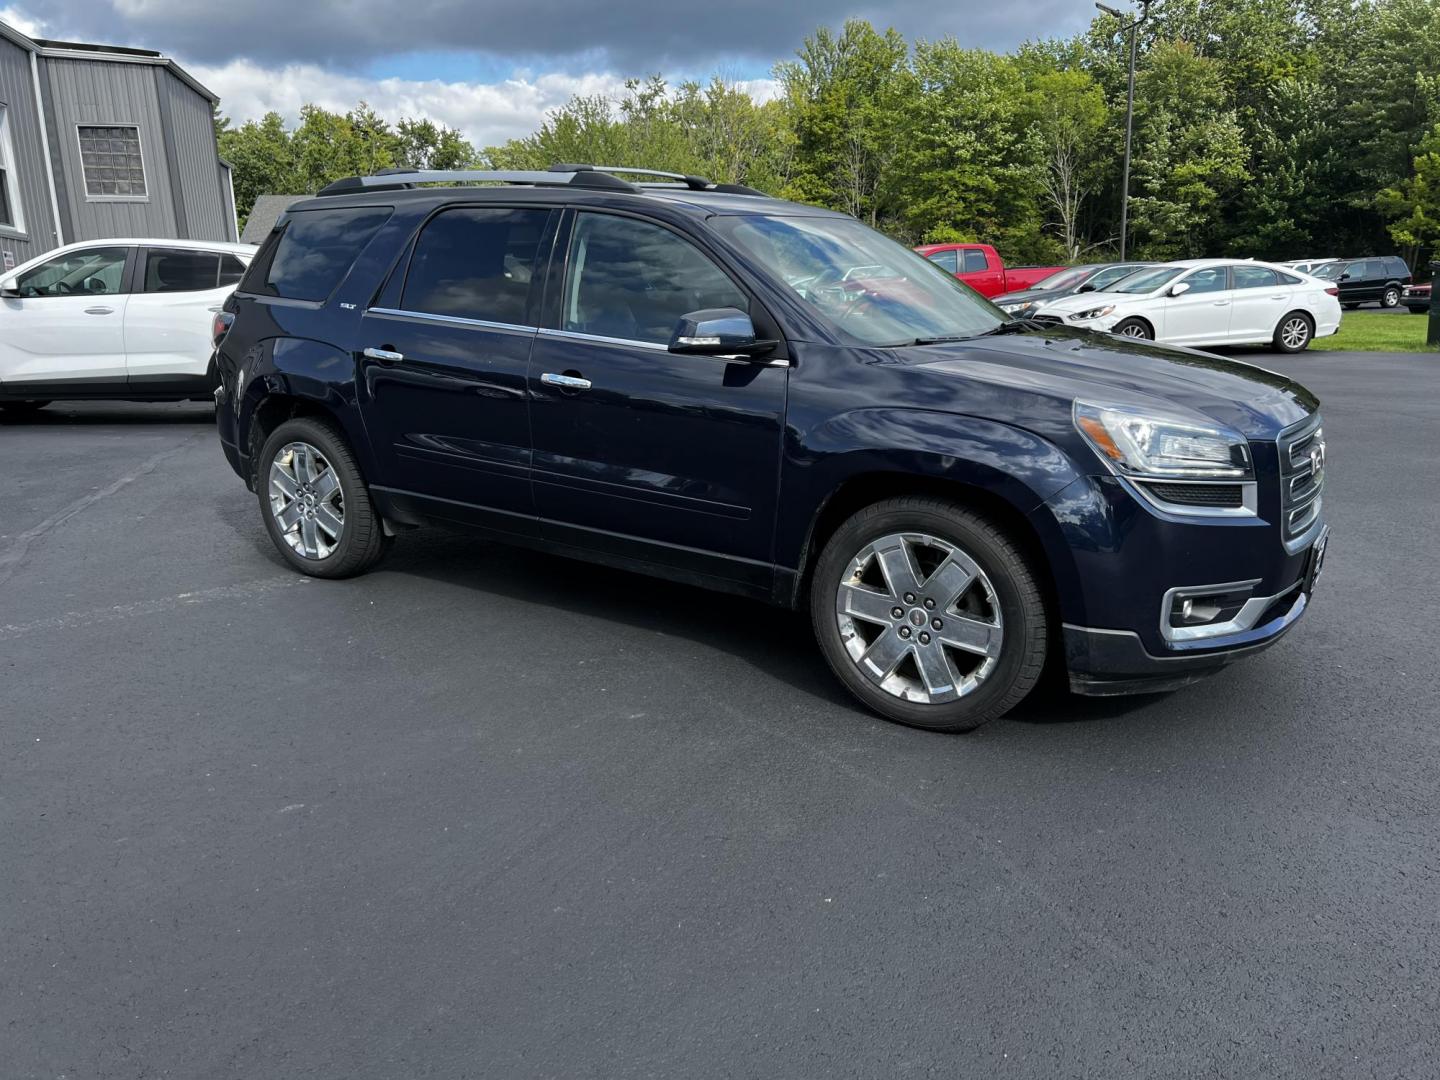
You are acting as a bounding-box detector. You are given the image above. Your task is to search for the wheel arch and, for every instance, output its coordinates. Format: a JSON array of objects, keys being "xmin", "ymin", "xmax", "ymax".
[
  {"xmin": 234, "ymin": 337, "xmax": 374, "ymax": 490},
  {"xmin": 788, "ymin": 471, "xmax": 1066, "ymax": 630}
]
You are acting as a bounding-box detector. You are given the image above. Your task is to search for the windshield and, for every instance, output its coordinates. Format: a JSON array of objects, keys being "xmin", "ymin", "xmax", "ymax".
[
  {"xmin": 711, "ymin": 214, "xmax": 1004, "ymax": 346},
  {"xmin": 1107, "ymin": 266, "xmax": 1185, "ymax": 294},
  {"xmin": 1030, "ymin": 266, "xmax": 1092, "ymax": 291}
]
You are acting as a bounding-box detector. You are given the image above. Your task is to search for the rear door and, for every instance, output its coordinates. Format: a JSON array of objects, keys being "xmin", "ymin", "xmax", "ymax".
[
  {"xmin": 1159, "ymin": 265, "xmax": 1233, "ymax": 343},
  {"xmin": 357, "ymin": 205, "xmax": 555, "ymax": 530},
  {"xmin": 0, "ymin": 245, "xmax": 133, "ymax": 390},
  {"xmin": 526, "ymin": 209, "xmax": 788, "ymax": 589},
  {"xmin": 1228, "ymin": 264, "xmax": 1291, "ymax": 342},
  {"xmin": 124, "ymin": 248, "xmax": 249, "ymax": 388}
]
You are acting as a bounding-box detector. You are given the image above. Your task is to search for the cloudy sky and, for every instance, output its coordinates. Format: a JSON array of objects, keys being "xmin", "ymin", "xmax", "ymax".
[{"xmin": 0, "ymin": 1, "xmax": 1091, "ymax": 147}]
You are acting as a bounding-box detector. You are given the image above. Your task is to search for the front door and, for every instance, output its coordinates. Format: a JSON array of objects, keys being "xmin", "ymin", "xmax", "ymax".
[
  {"xmin": 1160, "ymin": 265, "xmax": 1233, "ymax": 344},
  {"xmin": 0, "ymin": 245, "xmax": 132, "ymax": 391},
  {"xmin": 527, "ymin": 210, "xmax": 788, "ymax": 590},
  {"xmin": 357, "ymin": 206, "xmax": 555, "ymax": 531}
]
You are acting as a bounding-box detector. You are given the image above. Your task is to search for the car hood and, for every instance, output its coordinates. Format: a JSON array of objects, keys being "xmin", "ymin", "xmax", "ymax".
[
  {"xmin": 906, "ymin": 328, "xmax": 1317, "ymax": 439},
  {"xmin": 1036, "ymin": 289, "xmax": 1153, "ymax": 314},
  {"xmin": 993, "ymin": 286, "xmax": 1072, "ymax": 306}
]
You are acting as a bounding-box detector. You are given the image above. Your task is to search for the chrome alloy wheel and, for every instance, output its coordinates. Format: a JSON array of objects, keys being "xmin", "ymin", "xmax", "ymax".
[
  {"xmin": 1280, "ymin": 316, "xmax": 1310, "ymax": 350},
  {"xmin": 269, "ymin": 441, "xmax": 344, "ymax": 559},
  {"xmin": 1118, "ymin": 322, "xmax": 1149, "ymax": 338},
  {"xmin": 834, "ymin": 532, "xmax": 1003, "ymax": 705}
]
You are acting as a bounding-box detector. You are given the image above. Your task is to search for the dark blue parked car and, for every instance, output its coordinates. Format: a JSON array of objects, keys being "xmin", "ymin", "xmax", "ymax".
[{"xmin": 214, "ymin": 166, "xmax": 1328, "ymax": 731}]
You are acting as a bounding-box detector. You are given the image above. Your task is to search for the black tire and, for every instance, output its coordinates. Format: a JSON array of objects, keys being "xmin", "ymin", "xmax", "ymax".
[
  {"xmin": 809, "ymin": 496, "xmax": 1048, "ymax": 733},
  {"xmin": 1342, "ymin": 303, "xmax": 1357, "ymax": 311},
  {"xmin": 0, "ymin": 399, "xmax": 51, "ymax": 416},
  {"xmin": 257, "ymin": 416, "xmax": 390, "ymax": 579},
  {"xmin": 1381, "ymin": 287, "xmax": 1401, "ymax": 308},
  {"xmin": 1111, "ymin": 317, "xmax": 1153, "ymax": 340},
  {"xmin": 1272, "ymin": 311, "xmax": 1313, "ymax": 353}
]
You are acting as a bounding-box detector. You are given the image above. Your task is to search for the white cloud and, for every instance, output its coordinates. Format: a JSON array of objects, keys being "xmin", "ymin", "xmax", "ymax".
[
  {"xmin": 0, "ymin": 4, "xmax": 45, "ymax": 37},
  {"xmin": 192, "ymin": 58, "xmax": 781, "ymax": 148}
]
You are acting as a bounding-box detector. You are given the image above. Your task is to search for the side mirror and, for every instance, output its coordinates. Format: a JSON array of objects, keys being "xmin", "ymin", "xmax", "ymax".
[
  {"xmin": 1339, "ymin": 273, "xmax": 1351, "ymax": 281},
  {"xmin": 1168, "ymin": 282, "xmax": 1192, "ymax": 297},
  {"xmin": 1077, "ymin": 283, "xmax": 1096, "ymax": 293},
  {"xmin": 668, "ymin": 307, "xmax": 777, "ymax": 358},
  {"xmin": 0, "ymin": 276, "xmax": 20, "ymax": 298}
]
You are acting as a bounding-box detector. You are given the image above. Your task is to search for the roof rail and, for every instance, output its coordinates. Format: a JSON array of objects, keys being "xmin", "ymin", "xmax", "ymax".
[
  {"xmin": 553, "ymin": 164, "xmax": 767, "ymax": 197},
  {"xmin": 316, "ymin": 167, "xmax": 637, "ymax": 196},
  {"xmin": 315, "ymin": 164, "xmax": 768, "ymax": 198}
]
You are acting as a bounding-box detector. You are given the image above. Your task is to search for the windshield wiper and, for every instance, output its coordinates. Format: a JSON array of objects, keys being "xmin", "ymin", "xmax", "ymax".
[
  {"xmin": 908, "ymin": 333, "xmax": 981, "ymax": 346},
  {"xmin": 978, "ymin": 319, "xmax": 1038, "ymax": 336}
]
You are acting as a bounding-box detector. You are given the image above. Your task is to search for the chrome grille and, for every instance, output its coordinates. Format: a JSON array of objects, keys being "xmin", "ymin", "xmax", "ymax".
[{"xmin": 1278, "ymin": 414, "xmax": 1324, "ymax": 550}]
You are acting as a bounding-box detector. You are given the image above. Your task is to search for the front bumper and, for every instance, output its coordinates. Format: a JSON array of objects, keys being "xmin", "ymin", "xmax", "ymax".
[
  {"xmin": 1030, "ymin": 456, "xmax": 1326, "ymax": 695},
  {"xmin": 1064, "ymin": 585, "xmax": 1310, "ymax": 695}
]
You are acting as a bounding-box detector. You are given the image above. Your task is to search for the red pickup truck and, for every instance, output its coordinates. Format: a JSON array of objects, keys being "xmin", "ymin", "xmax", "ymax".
[{"xmin": 915, "ymin": 243, "xmax": 1066, "ymax": 298}]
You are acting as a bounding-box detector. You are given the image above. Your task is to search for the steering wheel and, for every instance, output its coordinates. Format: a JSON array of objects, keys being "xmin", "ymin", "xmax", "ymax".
[{"xmin": 51, "ymin": 280, "xmax": 74, "ymax": 295}]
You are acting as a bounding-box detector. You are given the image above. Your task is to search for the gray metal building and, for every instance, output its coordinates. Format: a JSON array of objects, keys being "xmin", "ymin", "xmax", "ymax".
[{"xmin": 0, "ymin": 18, "xmax": 237, "ymax": 269}]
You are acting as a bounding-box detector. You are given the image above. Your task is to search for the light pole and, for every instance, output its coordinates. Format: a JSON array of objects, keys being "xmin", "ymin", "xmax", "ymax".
[{"xmin": 1096, "ymin": 0, "xmax": 1152, "ymax": 260}]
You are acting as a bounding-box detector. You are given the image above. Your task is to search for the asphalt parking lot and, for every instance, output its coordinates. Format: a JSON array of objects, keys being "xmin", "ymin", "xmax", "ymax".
[{"xmin": 3, "ymin": 350, "xmax": 1438, "ymax": 1079}]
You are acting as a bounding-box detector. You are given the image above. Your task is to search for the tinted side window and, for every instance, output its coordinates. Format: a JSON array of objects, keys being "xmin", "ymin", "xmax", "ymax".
[
  {"xmin": 1183, "ymin": 267, "xmax": 1229, "ymax": 293},
  {"xmin": 562, "ymin": 213, "xmax": 747, "ymax": 345},
  {"xmin": 962, "ymin": 249, "xmax": 989, "ymax": 273},
  {"xmin": 246, "ymin": 207, "xmax": 392, "ymax": 302},
  {"xmin": 144, "ymin": 249, "xmax": 221, "ymax": 292},
  {"xmin": 218, "ymin": 254, "xmax": 247, "ymax": 287},
  {"xmin": 1233, "ymin": 265, "xmax": 1279, "ymax": 289},
  {"xmin": 1276, "ymin": 271, "xmax": 1302, "ymax": 285},
  {"xmin": 927, "ymin": 249, "xmax": 958, "ymax": 274},
  {"xmin": 402, "ymin": 208, "xmax": 549, "ymax": 325},
  {"xmin": 1385, "ymin": 256, "xmax": 1409, "ymax": 278},
  {"xmin": 1088, "ymin": 265, "xmax": 1140, "ymax": 290}
]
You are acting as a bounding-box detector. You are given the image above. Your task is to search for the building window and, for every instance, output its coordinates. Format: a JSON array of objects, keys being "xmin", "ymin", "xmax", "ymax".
[
  {"xmin": 77, "ymin": 125, "xmax": 147, "ymax": 199},
  {"xmin": 0, "ymin": 105, "xmax": 24, "ymax": 233}
]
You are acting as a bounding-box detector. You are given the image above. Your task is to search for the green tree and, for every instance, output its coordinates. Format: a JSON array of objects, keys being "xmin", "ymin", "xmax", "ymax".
[
  {"xmin": 394, "ymin": 118, "xmax": 480, "ymax": 170},
  {"xmin": 1021, "ymin": 69, "xmax": 1111, "ymax": 259},
  {"xmin": 1127, "ymin": 40, "xmax": 1249, "ymax": 258},
  {"xmin": 777, "ymin": 20, "xmax": 914, "ymax": 228},
  {"xmin": 1378, "ymin": 123, "xmax": 1440, "ymax": 265}
]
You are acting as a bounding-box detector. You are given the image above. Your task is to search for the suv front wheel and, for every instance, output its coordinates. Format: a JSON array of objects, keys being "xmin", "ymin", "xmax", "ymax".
[
  {"xmin": 810, "ymin": 496, "xmax": 1048, "ymax": 732},
  {"xmin": 257, "ymin": 416, "xmax": 390, "ymax": 578}
]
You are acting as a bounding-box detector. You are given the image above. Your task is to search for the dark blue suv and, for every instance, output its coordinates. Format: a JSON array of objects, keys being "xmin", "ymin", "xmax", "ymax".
[{"xmin": 214, "ymin": 165, "xmax": 1328, "ymax": 732}]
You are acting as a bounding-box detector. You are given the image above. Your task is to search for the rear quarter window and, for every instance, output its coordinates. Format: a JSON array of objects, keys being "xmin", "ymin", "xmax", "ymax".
[{"xmin": 240, "ymin": 206, "xmax": 393, "ymax": 302}]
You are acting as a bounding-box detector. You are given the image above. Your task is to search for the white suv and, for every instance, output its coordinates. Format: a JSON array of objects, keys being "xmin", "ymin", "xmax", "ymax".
[
  {"xmin": 1033, "ymin": 259, "xmax": 1342, "ymax": 353},
  {"xmin": 0, "ymin": 238, "xmax": 256, "ymax": 414}
]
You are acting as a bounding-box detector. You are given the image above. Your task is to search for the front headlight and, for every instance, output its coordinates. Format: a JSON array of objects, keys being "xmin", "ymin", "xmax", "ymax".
[
  {"xmin": 1068, "ymin": 305, "xmax": 1115, "ymax": 322},
  {"xmin": 1073, "ymin": 400, "xmax": 1253, "ymax": 479},
  {"xmin": 1001, "ymin": 302, "xmax": 1034, "ymax": 316}
]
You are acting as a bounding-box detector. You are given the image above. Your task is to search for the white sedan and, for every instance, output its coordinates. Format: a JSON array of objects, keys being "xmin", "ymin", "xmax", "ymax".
[
  {"xmin": 0, "ymin": 238, "xmax": 256, "ymax": 415},
  {"xmin": 1032, "ymin": 259, "xmax": 1342, "ymax": 353}
]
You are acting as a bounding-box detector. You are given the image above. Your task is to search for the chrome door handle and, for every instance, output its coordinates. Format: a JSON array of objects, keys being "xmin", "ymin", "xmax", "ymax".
[
  {"xmin": 1269, "ymin": 294, "xmax": 1286, "ymax": 299},
  {"xmin": 1213, "ymin": 300, "xmax": 1230, "ymax": 306},
  {"xmin": 540, "ymin": 373, "xmax": 592, "ymax": 391},
  {"xmin": 363, "ymin": 347, "xmax": 404, "ymax": 363},
  {"xmin": 84, "ymin": 306, "xmax": 114, "ymax": 315}
]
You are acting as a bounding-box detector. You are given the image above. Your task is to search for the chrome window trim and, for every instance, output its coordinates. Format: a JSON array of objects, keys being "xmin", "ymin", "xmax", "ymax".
[
  {"xmin": 1160, "ymin": 577, "xmax": 1299, "ymax": 643},
  {"xmin": 368, "ymin": 306, "xmax": 537, "ymax": 334},
  {"xmin": 536, "ymin": 327, "xmax": 789, "ymax": 366},
  {"xmin": 1124, "ymin": 477, "xmax": 1259, "ymax": 519}
]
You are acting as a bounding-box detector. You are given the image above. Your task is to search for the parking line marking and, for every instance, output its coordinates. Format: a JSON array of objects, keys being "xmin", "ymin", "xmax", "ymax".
[
  {"xmin": 0, "ymin": 577, "xmax": 310, "ymax": 641},
  {"xmin": 0, "ymin": 432, "xmax": 208, "ymax": 588}
]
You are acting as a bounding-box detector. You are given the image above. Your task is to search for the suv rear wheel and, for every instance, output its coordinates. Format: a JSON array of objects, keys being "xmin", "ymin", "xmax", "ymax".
[
  {"xmin": 1382, "ymin": 286, "xmax": 1401, "ymax": 308},
  {"xmin": 258, "ymin": 417, "xmax": 390, "ymax": 578},
  {"xmin": 810, "ymin": 496, "xmax": 1047, "ymax": 732}
]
